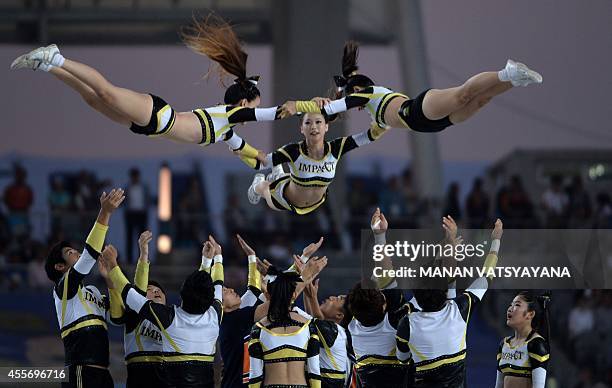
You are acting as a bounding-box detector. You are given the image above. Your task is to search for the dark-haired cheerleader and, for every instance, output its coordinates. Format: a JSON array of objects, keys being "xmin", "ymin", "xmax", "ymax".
[
  {"xmin": 495, "ymin": 292, "xmax": 551, "ymax": 388},
  {"xmin": 287, "ymin": 41, "xmax": 542, "ymax": 133},
  {"xmin": 10, "ymin": 14, "xmax": 296, "ymax": 166}
]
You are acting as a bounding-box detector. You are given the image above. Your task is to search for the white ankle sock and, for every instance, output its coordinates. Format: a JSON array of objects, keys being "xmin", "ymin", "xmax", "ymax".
[
  {"xmin": 39, "ymin": 63, "xmax": 53, "ymax": 72},
  {"xmin": 51, "ymin": 54, "xmax": 65, "ymax": 67},
  {"xmin": 498, "ymin": 69, "xmax": 510, "ymax": 82}
]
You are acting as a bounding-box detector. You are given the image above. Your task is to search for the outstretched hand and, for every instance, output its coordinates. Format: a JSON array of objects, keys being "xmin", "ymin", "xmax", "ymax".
[
  {"xmin": 442, "ymin": 215, "xmax": 458, "ymax": 243},
  {"xmin": 100, "ymin": 188, "xmax": 125, "ymax": 214},
  {"xmin": 311, "ymin": 97, "xmax": 331, "ymax": 108},
  {"xmin": 491, "ymin": 219, "xmax": 503, "ymax": 240},
  {"xmin": 100, "ymin": 245, "xmax": 119, "ymax": 272},
  {"xmin": 138, "ymin": 231, "xmax": 152, "ymax": 262},
  {"xmin": 237, "ymin": 234, "xmax": 256, "ymax": 257},
  {"xmin": 302, "ymin": 237, "xmax": 324, "ymax": 259},
  {"xmin": 371, "ymin": 207, "xmax": 388, "ymax": 234},
  {"xmin": 280, "ymin": 101, "xmax": 297, "ymax": 118},
  {"xmin": 202, "ymin": 241, "xmax": 214, "ymax": 259}
]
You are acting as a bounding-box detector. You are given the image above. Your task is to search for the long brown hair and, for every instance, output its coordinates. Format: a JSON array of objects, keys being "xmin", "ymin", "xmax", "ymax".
[{"xmin": 181, "ymin": 14, "xmax": 260, "ymax": 104}]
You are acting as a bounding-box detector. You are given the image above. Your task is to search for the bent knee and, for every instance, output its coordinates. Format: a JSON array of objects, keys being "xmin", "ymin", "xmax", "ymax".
[{"xmin": 456, "ymin": 85, "xmax": 478, "ymax": 106}]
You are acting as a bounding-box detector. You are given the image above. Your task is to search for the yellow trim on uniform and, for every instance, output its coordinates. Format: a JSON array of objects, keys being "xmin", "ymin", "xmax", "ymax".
[
  {"xmin": 264, "ymin": 348, "xmax": 307, "ymax": 360},
  {"xmin": 240, "ymin": 155, "xmax": 258, "ymax": 169},
  {"xmin": 408, "ymin": 342, "xmax": 427, "ymax": 361},
  {"xmin": 109, "ymin": 266, "xmax": 130, "ymax": 291},
  {"xmin": 317, "ymin": 327, "xmax": 340, "ymax": 370},
  {"xmin": 296, "ymin": 101, "xmax": 321, "ymax": 113},
  {"xmin": 248, "ymin": 262, "xmax": 261, "ymax": 292},
  {"xmin": 61, "ymin": 318, "xmax": 107, "ymax": 339},
  {"xmin": 155, "ymin": 105, "xmax": 171, "ymax": 134},
  {"xmin": 376, "ymin": 92, "xmax": 408, "ymax": 125},
  {"xmin": 150, "ymin": 305, "xmax": 181, "ymax": 353},
  {"xmin": 528, "ymin": 353, "xmax": 550, "ymax": 362},
  {"xmin": 355, "ymin": 356, "xmax": 401, "ymax": 369},
  {"xmin": 321, "ymin": 371, "xmax": 345, "ymax": 379},
  {"xmin": 416, "ymin": 352, "xmax": 466, "ymax": 372},
  {"xmin": 163, "ymin": 354, "xmax": 214, "ymax": 363},
  {"xmin": 290, "ymin": 176, "xmax": 332, "ymax": 187},
  {"xmin": 134, "ymin": 321, "xmax": 144, "ymax": 351},
  {"xmin": 483, "ymin": 252, "xmax": 498, "ymax": 276},
  {"xmin": 210, "ymin": 261, "xmax": 224, "ymax": 284},
  {"xmin": 257, "ymin": 320, "xmax": 311, "ymax": 336},
  {"xmin": 241, "ymin": 143, "xmax": 260, "ymax": 158},
  {"xmin": 461, "ymin": 293, "xmax": 472, "ymax": 350},
  {"xmin": 278, "ymin": 148, "xmax": 297, "ymax": 171},
  {"xmin": 396, "ymin": 335, "xmax": 409, "ymax": 344},
  {"xmin": 500, "ymin": 367, "xmax": 531, "ymax": 376},
  {"xmin": 86, "ymin": 222, "xmax": 108, "ymax": 252},
  {"xmin": 77, "ymin": 286, "xmax": 94, "ymax": 315},
  {"xmin": 309, "ymin": 379, "xmax": 322, "ymax": 388},
  {"xmin": 134, "ymin": 261, "xmax": 149, "ymax": 292},
  {"xmin": 61, "ymin": 271, "xmax": 69, "ymax": 326},
  {"xmin": 496, "ymin": 353, "xmax": 502, "ymax": 361},
  {"xmin": 109, "ymin": 287, "xmax": 124, "ymax": 320},
  {"xmin": 194, "ymin": 109, "xmax": 213, "ymax": 145},
  {"xmin": 126, "ymin": 355, "xmax": 164, "ymax": 364}
]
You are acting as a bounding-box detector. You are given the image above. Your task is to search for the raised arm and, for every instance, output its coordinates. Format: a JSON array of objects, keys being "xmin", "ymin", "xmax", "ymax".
[
  {"xmin": 102, "ymin": 245, "xmax": 175, "ymax": 330},
  {"xmin": 58, "ymin": 189, "xmax": 124, "ymax": 299},
  {"xmin": 466, "ymin": 219, "xmax": 503, "ymax": 301},
  {"xmin": 329, "ymin": 123, "xmax": 389, "ymax": 161},
  {"xmin": 240, "ymin": 142, "xmax": 297, "ymax": 171},
  {"xmin": 370, "ymin": 208, "xmax": 396, "ymax": 290},
  {"xmin": 208, "ymin": 235, "xmax": 225, "ymax": 306},
  {"xmin": 226, "ymin": 105, "xmax": 291, "ymax": 125},
  {"xmin": 134, "ymin": 230, "xmax": 152, "ymax": 292},
  {"xmin": 284, "ymin": 93, "xmax": 370, "ymax": 117},
  {"xmin": 236, "ymin": 234, "xmax": 263, "ymax": 307},
  {"xmin": 303, "ymin": 279, "xmax": 325, "ymax": 320}
]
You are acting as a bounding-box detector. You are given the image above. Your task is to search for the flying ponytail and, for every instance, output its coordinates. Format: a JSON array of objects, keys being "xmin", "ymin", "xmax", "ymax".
[
  {"xmin": 333, "ymin": 41, "xmax": 374, "ymax": 96},
  {"xmin": 181, "ymin": 13, "xmax": 261, "ymax": 105}
]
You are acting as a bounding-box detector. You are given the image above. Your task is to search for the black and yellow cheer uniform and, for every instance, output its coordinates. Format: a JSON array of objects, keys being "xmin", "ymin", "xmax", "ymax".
[
  {"xmin": 349, "ymin": 288, "xmax": 412, "ymax": 388},
  {"xmin": 495, "ymin": 332, "xmax": 549, "ymax": 388},
  {"xmin": 129, "ymin": 95, "xmax": 285, "ymax": 160},
  {"xmin": 109, "ymin": 254, "xmax": 225, "ymax": 388},
  {"xmin": 246, "ymin": 124, "xmax": 387, "ymax": 215},
  {"xmin": 52, "ymin": 221, "xmax": 113, "ymax": 388},
  {"xmin": 295, "ymin": 86, "xmax": 453, "ymax": 133},
  {"xmin": 248, "ymin": 317, "xmax": 322, "ymax": 388},
  {"xmin": 396, "ymin": 238, "xmax": 500, "ymax": 388},
  {"xmin": 108, "ymin": 259, "xmax": 165, "ymax": 388},
  {"xmin": 312, "ymin": 319, "xmax": 352, "ymax": 388},
  {"xmin": 220, "ymin": 255, "xmax": 265, "ymax": 388}
]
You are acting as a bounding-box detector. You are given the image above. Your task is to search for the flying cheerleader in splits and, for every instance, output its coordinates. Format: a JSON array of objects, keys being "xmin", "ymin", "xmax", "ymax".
[
  {"xmin": 244, "ymin": 112, "xmax": 388, "ymax": 215},
  {"xmin": 285, "ymin": 41, "xmax": 542, "ymax": 133},
  {"xmin": 10, "ymin": 15, "xmax": 295, "ymax": 165}
]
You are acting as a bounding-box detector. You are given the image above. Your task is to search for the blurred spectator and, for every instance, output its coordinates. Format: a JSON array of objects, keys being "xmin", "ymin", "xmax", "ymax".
[
  {"xmin": 177, "ymin": 176, "xmax": 205, "ymax": 245},
  {"xmin": 442, "ymin": 182, "xmax": 461, "ymax": 222},
  {"xmin": 224, "ymin": 193, "xmax": 247, "ymax": 237},
  {"xmin": 48, "ymin": 176, "xmax": 72, "ymax": 211},
  {"xmin": 74, "ymin": 170, "xmax": 98, "ymax": 211},
  {"xmin": 567, "ymin": 175, "xmax": 592, "ymax": 228},
  {"xmin": 348, "ymin": 178, "xmax": 373, "ymax": 217},
  {"xmin": 267, "ymin": 235, "xmax": 292, "ymax": 267},
  {"xmin": 401, "ymin": 168, "xmax": 421, "ymax": 226},
  {"xmin": 465, "ymin": 178, "xmax": 490, "ymax": 229},
  {"xmin": 497, "ymin": 175, "xmax": 535, "ymax": 228},
  {"xmin": 124, "ymin": 168, "xmax": 150, "ymax": 262},
  {"xmin": 3, "ymin": 165, "xmax": 33, "ymax": 237},
  {"xmin": 379, "ymin": 176, "xmax": 406, "ymax": 220},
  {"xmin": 569, "ymin": 294, "xmax": 595, "ymax": 338},
  {"xmin": 28, "ymin": 255, "xmax": 49, "ymax": 289},
  {"xmin": 594, "ymin": 193, "xmax": 612, "ymax": 229},
  {"xmin": 48, "ymin": 176, "xmax": 72, "ymax": 230},
  {"xmin": 542, "ymin": 174, "xmax": 569, "ymax": 228}
]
